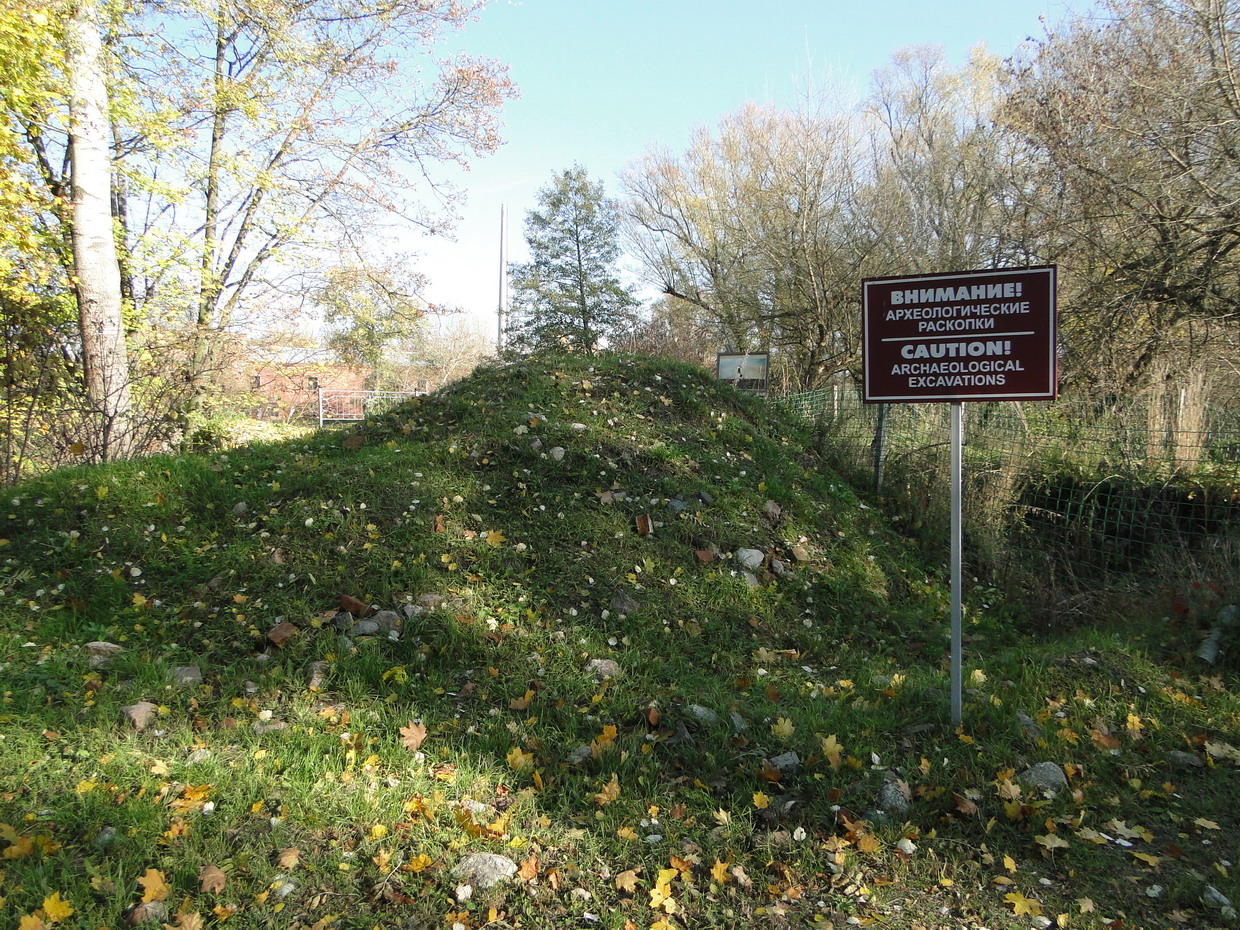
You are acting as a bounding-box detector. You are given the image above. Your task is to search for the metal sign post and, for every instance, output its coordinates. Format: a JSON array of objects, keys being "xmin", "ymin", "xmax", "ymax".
[
  {"xmin": 861, "ymin": 266, "xmax": 1057, "ymax": 726},
  {"xmin": 950, "ymin": 401, "xmax": 963, "ymax": 725}
]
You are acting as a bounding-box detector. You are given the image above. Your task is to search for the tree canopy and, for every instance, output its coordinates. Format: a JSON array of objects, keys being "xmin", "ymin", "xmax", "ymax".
[{"xmin": 507, "ymin": 166, "xmax": 636, "ymax": 355}]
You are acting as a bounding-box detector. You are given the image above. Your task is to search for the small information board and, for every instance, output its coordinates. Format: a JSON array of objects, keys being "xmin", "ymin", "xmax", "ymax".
[
  {"xmin": 862, "ymin": 266, "xmax": 1057, "ymax": 403},
  {"xmin": 716, "ymin": 352, "xmax": 769, "ymax": 394}
]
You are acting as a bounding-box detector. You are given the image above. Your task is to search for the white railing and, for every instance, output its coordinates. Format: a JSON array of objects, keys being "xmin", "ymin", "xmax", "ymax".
[{"xmin": 317, "ymin": 389, "xmax": 420, "ymax": 428}]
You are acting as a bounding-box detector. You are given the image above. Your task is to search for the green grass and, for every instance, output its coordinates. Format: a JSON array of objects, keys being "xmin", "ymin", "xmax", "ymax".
[{"xmin": 0, "ymin": 352, "xmax": 1237, "ymax": 930}]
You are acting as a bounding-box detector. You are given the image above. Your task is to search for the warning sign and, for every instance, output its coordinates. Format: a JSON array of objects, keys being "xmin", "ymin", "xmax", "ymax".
[{"xmin": 862, "ymin": 266, "xmax": 1057, "ymax": 403}]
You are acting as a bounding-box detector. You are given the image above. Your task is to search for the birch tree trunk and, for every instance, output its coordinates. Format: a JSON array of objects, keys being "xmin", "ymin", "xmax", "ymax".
[{"xmin": 67, "ymin": 0, "xmax": 131, "ymax": 460}]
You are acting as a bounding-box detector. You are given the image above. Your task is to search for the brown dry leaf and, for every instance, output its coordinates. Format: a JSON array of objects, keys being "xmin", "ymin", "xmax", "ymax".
[
  {"xmin": 198, "ymin": 863, "xmax": 226, "ymax": 894},
  {"xmin": 434, "ymin": 514, "xmax": 446, "ymax": 533},
  {"xmin": 593, "ymin": 773, "xmax": 621, "ymax": 806},
  {"xmin": 614, "ymin": 869, "xmax": 641, "ymax": 893},
  {"xmin": 509, "ymin": 689, "xmax": 535, "ymax": 711},
  {"xmin": 953, "ymin": 793, "xmax": 979, "ymax": 816},
  {"xmin": 517, "ymin": 854, "xmax": 539, "ymax": 881},
  {"xmin": 757, "ymin": 759, "xmax": 782, "ymax": 782},
  {"xmin": 635, "ymin": 514, "xmax": 654, "ymax": 537},
  {"xmin": 399, "ymin": 721, "xmax": 428, "ymax": 751},
  {"xmin": 137, "ymin": 868, "xmax": 170, "ymax": 903},
  {"xmin": 276, "ymin": 848, "xmax": 301, "ymax": 870},
  {"xmin": 856, "ymin": 833, "xmax": 881, "ymax": 854}
]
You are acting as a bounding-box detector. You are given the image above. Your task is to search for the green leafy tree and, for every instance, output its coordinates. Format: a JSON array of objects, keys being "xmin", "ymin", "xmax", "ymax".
[{"xmin": 507, "ymin": 166, "xmax": 636, "ymax": 355}]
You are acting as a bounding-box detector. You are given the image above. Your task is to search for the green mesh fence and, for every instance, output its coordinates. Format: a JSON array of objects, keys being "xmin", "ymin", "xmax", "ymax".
[{"xmin": 773, "ymin": 387, "xmax": 1240, "ymax": 588}]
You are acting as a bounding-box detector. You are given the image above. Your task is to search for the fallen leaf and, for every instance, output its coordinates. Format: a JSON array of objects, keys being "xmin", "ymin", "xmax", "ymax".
[
  {"xmin": 137, "ymin": 867, "xmax": 170, "ymax": 903},
  {"xmin": 1004, "ymin": 891, "xmax": 1043, "ymax": 917},
  {"xmin": 517, "ymin": 854, "xmax": 539, "ymax": 881},
  {"xmin": 593, "ymin": 773, "xmax": 621, "ymax": 806},
  {"xmin": 399, "ymin": 721, "xmax": 428, "ymax": 751},
  {"xmin": 752, "ymin": 791, "xmax": 770, "ymax": 810},
  {"xmin": 276, "ymin": 848, "xmax": 301, "ymax": 869},
  {"xmin": 198, "ymin": 863, "xmax": 226, "ymax": 894},
  {"xmin": 711, "ymin": 859, "xmax": 730, "ymax": 884},
  {"xmin": 42, "ymin": 892, "xmax": 73, "ymax": 923},
  {"xmin": 953, "ymin": 793, "xmax": 979, "ymax": 816},
  {"xmin": 615, "ymin": 869, "xmax": 641, "ymax": 893}
]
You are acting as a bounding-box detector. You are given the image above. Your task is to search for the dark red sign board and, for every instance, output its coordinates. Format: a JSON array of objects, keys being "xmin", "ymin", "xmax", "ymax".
[{"xmin": 862, "ymin": 266, "xmax": 1057, "ymax": 403}]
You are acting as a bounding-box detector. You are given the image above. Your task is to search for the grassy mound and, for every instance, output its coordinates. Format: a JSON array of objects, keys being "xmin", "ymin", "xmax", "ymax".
[{"xmin": 0, "ymin": 353, "xmax": 1236, "ymax": 929}]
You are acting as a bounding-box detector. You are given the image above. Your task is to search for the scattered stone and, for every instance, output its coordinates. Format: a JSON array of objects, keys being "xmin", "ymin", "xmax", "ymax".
[
  {"xmin": 452, "ymin": 852, "xmax": 518, "ymax": 890},
  {"xmin": 694, "ymin": 549, "xmax": 716, "ymax": 564},
  {"xmin": 253, "ymin": 719, "xmax": 288, "ymax": 735},
  {"xmin": 770, "ymin": 559, "xmax": 787, "ymax": 577},
  {"xmin": 244, "ymin": 680, "xmax": 259, "ymax": 695},
  {"xmin": 667, "ymin": 498, "xmax": 690, "ymax": 514},
  {"xmin": 735, "ymin": 548, "xmax": 765, "ymax": 570},
  {"xmin": 1204, "ymin": 885, "xmax": 1234, "ymax": 910},
  {"xmin": 339, "ymin": 594, "xmax": 373, "ymax": 618},
  {"xmin": 1016, "ymin": 712, "xmax": 1044, "ymax": 741},
  {"xmin": 664, "ymin": 720, "xmax": 695, "ymax": 746},
  {"xmin": 273, "ymin": 880, "xmax": 296, "ymax": 900},
  {"xmin": 567, "ymin": 744, "xmax": 593, "ymax": 765},
  {"xmin": 265, "ymin": 620, "xmax": 300, "ymax": 648},
  {"xmin": 571, "ymin": 887, "xmax": 593, "ymax": 901},
  {"xmin": 769, "ymin": 751, "xmax": 801, "ymax": 773},
  {"xmin": 94, "ymin": 825, "xmax": 118, "ymax": 848},
  {"xmin": 790, "ymin": 546, "xmax": 810, "ymax": 563},
  {"xmin": 416, "ymin": 593, "xmax": 445, "ymax": 611},
  {"xmin": 84, "ymin": 641, "xmax": 124, "ymax": 668},
  {"xmin": 740, "ymin": 571, "xmax": 761, "ymax": 588},
  {"xmin": 126, "ymin": 901, "xmax": 169, "ymax": 926},
  {"xmin": 351, "ymin": 620, "xmax": 380, "ymax": 637},
  {"xmin": 455, "ymin": 883, "xmax": 473, "ymax": 903},
  {"xmin": 305, "ymin": 661, "xmax": 330, "ymax": 691},
  {"xmin": 528, "ymin": 436, "xmax": 543, "ymax": 451},
  {"xmin": 121, "ymin": 701, "xmax": 159, "ymax": 731},
  {"xmin": 331, "ymin": 611, "xmax": 354, "ymax": 631},
  {"xmin": 570, "ymin": 423, "xmax": 587, "ymax": 432},
  {"xmin": 1168, "ymin": 750, "xmax": 1205, "ymax": 770},
  {"xmin": 231, "ymin": 501, "xmax": 248, "ymax": 515},
  {"xmin": 188, "ymin": 748, "xmax": 211, "ymax": 764},
  {"xmin": 698, "ymin": 490, "xmax": 714, "ymax": 505},
  {"xmin": 168, "ymin": 666, "xmax": 202, "ymax": 688},
  {"xmin": 1019, "ymin": 761, "xmax": 1068, "ymax": 796},
  {"xmin": 729, "ymin": 711, "xmax": 749, "ymax": 733},
  {"xmin": 878, "ymin": 775, "xmax": 912, "ymax": 814},
  {"xmin": 549, "ymin": 446, "xmax": 565, "ymax": 462},
  {"xmin": 610, "ymin": 587, "xmax": 639, "ymax": 615},
  {"xmin": 687, "ymin": 704, "xmax": 720, "ymax": 725},
  {"xmin": 586, "ymin": 658, "xmax": 622, "ymax": 680},
  {"xmin": 763, "ymin": 500, "xmax": 783, "ymax": 520},
  {"xmin": 371, "ymin": 610, "xmax": 402, "ymax": 633}
]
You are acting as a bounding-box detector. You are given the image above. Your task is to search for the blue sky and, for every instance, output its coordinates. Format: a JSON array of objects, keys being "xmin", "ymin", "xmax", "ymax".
[{"xmin": 410, "ymin": 0, "xmax": 1081, "ymax": 337}]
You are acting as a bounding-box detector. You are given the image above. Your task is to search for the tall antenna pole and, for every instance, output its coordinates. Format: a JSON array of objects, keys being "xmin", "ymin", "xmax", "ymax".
[{"xmin": 497, "ymin": 204, "xmax": 509, "ymax": 352}]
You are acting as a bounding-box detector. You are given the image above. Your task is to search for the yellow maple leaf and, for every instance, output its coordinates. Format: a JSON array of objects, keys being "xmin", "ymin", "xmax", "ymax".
[
  {"xmin": 1195, "ymin": 817, "xmax": 1221, "ymax": 830},
  {"xmin": 403, "ymin": 853, "xmax": 433, "ymax": 873},
  {"xmin": 752, "ymin": 791, "xmax": 770, "ymax": 810},
  {"xmin": 615, "ymin": 825, "xmax": 638, "ymax": 840},
  {"xmin": 485, "ymin": 529, "xmax": 505, "ymax": 548},
  {"xmin": 614, "ymin": 869, "xmax": 640, "ymax": 892},
  {"xmin": 821, "ymin": 734, "xmax": 843, "ymax": 768},
  {"xmin": 771, "ymin": 717, "xmax": 794, "ymax": 740},
  {"xmin": 592, "ymin": 773, "xmax": 620, "ymax": 806},
  {"xmin": 1077, "ymin": 897, "xmax": 1095, "ymax": 914},
  {"xmin": 17, "ymin": 915, "xmax": 45, "ymax": 930},
  {"xmin": 1003, "ymin": 854, "xmax": 1017, "ymax": 873},
  {"xmin": 506, "ymin": 746, "xmax": 534, "ymax": 771},
  {"xmin": 42, "ymin": 891, "xmax": 73, "ymax": 923},
  {"xmin": 1131, "ymin": 851, "xmax": 1161, "ymax": 868},
  {"xmin": 1004, "ymin": 891, "xmax": 1043, "ymax": 917},
  {"xmin": 1035, "ymin": 833, "xmax": 1070, "ymax": 851},
  {"xmin": 137, "ymin": 867, "xmax": 170, "ymax": 903},
  {"xmin": 711, "ymin": 859, "xmax": 731, "ymax": 884}
]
